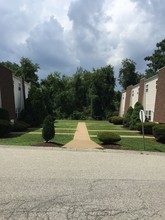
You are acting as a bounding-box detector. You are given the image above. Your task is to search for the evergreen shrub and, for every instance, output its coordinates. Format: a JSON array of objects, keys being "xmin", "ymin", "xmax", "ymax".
[
  {"xmin": 97, "ymin": 132, "xmax": 121, "ymax": 144},
  {"xmin": 42, "ymin": 115, "xmax": 55, "ymax": 142},
  {"xmin": 130, "ymin": 102, "xmax": 143, "ymax": 130},
  {"xmin": 0, "ymin": 120, "xmax": 11, "ymax": 137},
  {"xmin": 137, "ymin": 122, "xmax": 157, "ymax": 134},
  {"xmin": 152, "ymin": 124, "xmax": 165, "ymax": 143},
  {"xmin": 123, "ymin": 106, "xmax": 133, "ymax": 127}
]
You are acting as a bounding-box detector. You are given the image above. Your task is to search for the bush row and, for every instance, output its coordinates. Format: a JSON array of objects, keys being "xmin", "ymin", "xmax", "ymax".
[
  {"xmin": 97, "ymin": 132, "xmax": 121, "ymax": 144},
  {"xmin": 109, "ymin": 116, "xmax": 123, "ymax": 125},
  {"xmin": 0, "ymin": 120, "xmax": 30, "ymax": 137}
]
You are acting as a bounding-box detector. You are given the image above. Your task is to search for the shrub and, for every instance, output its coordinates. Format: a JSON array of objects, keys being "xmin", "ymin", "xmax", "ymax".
[
  {"xmin": 123, "ymin": 106, "xmax": 133, "ymax": 128},
  {"xmin": 130, "ymin": 102, "xmax": 143, "ymax": 130},
  {"xmin": 109, "ymin": 116, "xmax": 123, "ymax": 125},
  {"xmin": 0, "ymin": 120, "xmax": 11, "ymax": 137},
  {"xmin": 0, "ymin": 108, "xmax": 10, "ymax": 121},
  {"xmin": 42, "ymin": 115, "xmax": 55, "ymax": 142},
  {"xmin": 152, "ymin": 124, "xmax": 165, "ymax": 143},
  {"xmin": 11, "ymin": 121, "xmax": 30, "ymax": 132},
  {"xmin": 97, "ymin": 132, "xmax": 121, "ymax": 144},
  {"xmin": 137, "ymin": 122, "xmax": 157, "ymax": 134}
]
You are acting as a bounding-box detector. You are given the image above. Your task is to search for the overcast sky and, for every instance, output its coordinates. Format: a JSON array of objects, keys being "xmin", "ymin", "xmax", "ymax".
[{"xmin": 0, "ymin": 0, "xmax": 165, "ymax": 80}]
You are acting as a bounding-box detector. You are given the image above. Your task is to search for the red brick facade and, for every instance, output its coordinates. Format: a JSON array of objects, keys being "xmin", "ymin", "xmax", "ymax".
[
  {"xmin": 138, "ymin": 78, "xmax": 145, "ymax": 104},
  {"xmin": 154, "ymin": 67, "xmax": 165, "ymax": 123},
  {"xmin": 124, "ymin": 85, "xmax": 133, "ymax": 115},
  {"xmin": 0, "ymin": 64, "xmax": 16, "ymax": 119}
]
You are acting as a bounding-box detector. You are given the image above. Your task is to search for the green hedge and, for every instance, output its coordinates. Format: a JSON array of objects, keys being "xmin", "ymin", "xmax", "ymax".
[
  {"xmin": 137, "ymin": 122, "xmax": 157, "ymax": 134},
  {"xmin": 153, "ymin": 124, "xmax": 165, "ymax": 143},
  {"xmin": 97, "ymin": 132, "xmax": 121, "ymax": 144},
  {"xmin": 109, "ymin": 116, "xmax": 123, "ymax": 125},
  {"xmin": 11, "ymin": 121, "xmax": 30, "ymax": 132},
  {"xmin": 0, "ymin": 120, "xmax": 11, "ymax": 137}
]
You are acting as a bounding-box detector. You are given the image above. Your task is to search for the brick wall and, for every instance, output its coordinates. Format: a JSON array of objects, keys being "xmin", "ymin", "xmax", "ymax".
[
  {"xmin": 0, "ymin": 64, "xmax": 16, "ymax": 119},
  {"xmin": 154, "ymin": 67, "xmax": 165, "ymax": 123},
  {"xmin": 124, "ymin": 85, "xmax": 133, "ymax": 115},
  {"xmin": 138, "ymin": 78, "xmax": 145, "ymax": 104}
]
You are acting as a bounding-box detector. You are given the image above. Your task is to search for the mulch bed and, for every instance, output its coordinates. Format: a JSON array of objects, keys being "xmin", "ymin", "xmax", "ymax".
[{"xmin": 32, "ymin": 142, "xmax": 63, "ymax": 147}]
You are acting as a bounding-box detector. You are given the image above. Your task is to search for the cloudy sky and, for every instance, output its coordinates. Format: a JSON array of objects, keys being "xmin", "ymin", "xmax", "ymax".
[{"xmin": 0, "ymin": 0, "xmax": 165, "ymax": 80}]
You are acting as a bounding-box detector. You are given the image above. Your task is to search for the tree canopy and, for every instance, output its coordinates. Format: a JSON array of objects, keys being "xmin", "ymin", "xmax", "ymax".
[
  {"xmin": 118, "ymin": 58, "xmax": 142, "ymax": 90},
  {"xmin": 144, "ymin": 39, "xmax": 165, "ymax": 78}
]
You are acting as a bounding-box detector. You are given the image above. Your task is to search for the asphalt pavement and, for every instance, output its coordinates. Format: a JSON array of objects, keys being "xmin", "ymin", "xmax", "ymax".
[{"xmin": 0, "ymin": 146, "xmax": 165, "ymax": 219}]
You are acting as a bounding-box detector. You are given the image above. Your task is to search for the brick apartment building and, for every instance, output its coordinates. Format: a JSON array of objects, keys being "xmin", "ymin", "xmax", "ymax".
[
  {"xmin": 0, "ymin": 64, "xmax": 31, "ymax": 119},
  {"xmin": 119, "ymin": 66, "xmax": 165, "ymax": 123},
  {"xmin": 0, "ymin": 64, "xmax": 15, "ymax": 119}
]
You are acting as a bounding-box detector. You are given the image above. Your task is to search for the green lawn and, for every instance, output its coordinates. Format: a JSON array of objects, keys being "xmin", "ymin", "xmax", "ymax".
[
  {"xmin": 0, "ymin": 119, "xmax": 164, "ymax": 152},
  {"xmin": 0, "ymin": 133, "xmax": 73, "ymax": 146},
  {"xmin": 91, "ymin": 137, "xmax": 165, "ymax": 152},
  {"xmin": 0, "ymin": 119, "xmax": 77, "ymax": 146},
  {"xmin": 55, "ymin": 120, "xmax": 78, "ymax": 129},
  {"xmin": 86, "ymin": 121, "xmax": 125, "ymax": 130},
  {"xmin": 89, "ymin": 131, "xmax": 141, "ymax": 136}
]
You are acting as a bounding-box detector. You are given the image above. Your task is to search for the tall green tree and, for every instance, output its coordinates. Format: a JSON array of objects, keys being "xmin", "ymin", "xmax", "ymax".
[
  {"xmin": 19, "ymin": 57, "xmax": 40, "ymax": 108},
  {"xmin": 144, "ymin": 39, "xmax": 165, "ymax": 78},
  {"xmin": 118, "ymin": 58, "xmax": 142, "ymax": 90},
  {"xmin": 91, "ymin": 65, "xmax": 115, "ymax": 119}
]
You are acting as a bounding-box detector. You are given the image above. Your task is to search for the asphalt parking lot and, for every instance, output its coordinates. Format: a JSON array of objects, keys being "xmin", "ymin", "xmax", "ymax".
[{"xmin": 0, "ymin": 146, "xmax": 165, "ymax": 219}]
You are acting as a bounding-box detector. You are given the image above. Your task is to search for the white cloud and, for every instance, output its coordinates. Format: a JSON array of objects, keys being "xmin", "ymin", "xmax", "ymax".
[{"xmin": 0, "ymin": 0, "xmax": 165, "ymax": 78}]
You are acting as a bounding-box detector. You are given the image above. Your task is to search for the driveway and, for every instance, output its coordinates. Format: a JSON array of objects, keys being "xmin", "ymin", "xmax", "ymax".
[{"xmin": 0, "ymin": 146, "xmax": 165, "ymax": 219}]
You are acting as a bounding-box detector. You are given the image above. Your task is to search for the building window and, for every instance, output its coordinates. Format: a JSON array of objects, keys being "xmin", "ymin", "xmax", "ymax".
[
  {"xmin": 18, "ymin": 83, "xmax": 21, "ymax": 91},
  {"xmin": 145, "ymin": 110, "xmax": 151, "ymax": 121},
  {"xmin": 132, "ymin": 91, "xmax": 134, "ymax": 96},
  {"xmin": 145, "ymin": 84, "xmax": 148, "ymax": 92}
]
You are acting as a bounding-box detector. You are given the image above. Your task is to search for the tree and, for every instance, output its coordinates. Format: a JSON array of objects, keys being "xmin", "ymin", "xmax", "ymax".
[
  {"xmin": 144, "ymin": 39, "xmax": 165, "ymax": 78},
  {"xmin": 91, "ymin": 65, "xmax": 116, "ymax": 119},
  {"xmin": 19, "ymin": 87, "xmax": 47, "ymax": 126},
  {"xmin": 19, "ymin": 57, "xmax": 40, "ymax": 108},
  {"xmin": 42, "ymin": 115, "xmax": 55, "ymax": 143},
  {"xmin": 123, "ymin": 106, "xmax": 133, "ymax": 128},
  {"xmin": 118, "ymin": 59, "xmax": 142, "ymax": 90}
]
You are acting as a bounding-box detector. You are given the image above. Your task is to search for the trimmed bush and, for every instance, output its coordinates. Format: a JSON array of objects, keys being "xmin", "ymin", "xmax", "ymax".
[
  {"xmin": 123, "ymin": 106, "xmax": 133, "ymax": 128},
  {"xmin": 42, "ymin": 115, "xmax": 55, "ymax": 142},
  {"xmin": 97, "ymin": 132, "xmax": 121, "ymax": 144},
  {"xmin": 0, "ymin": 108, "xmax": 10, "ymax": 121},
  {"xmin": 0, "ymin": 120, "xmax": 11, "ymax": 137},
  {"xmin": 137, "ymin": 122, "xmax": 157, "ymax": 134},
  {"xmin": 109, "ymin": 116, "xmax": 123, "ymax": 125},
  {"xmin": 11, "ymin": 121, "xmax": 30, "ymax": 132},
  {"xmin": 130, "ymin": 102, "xmax": 143, "ymax": 130},
  {"xmin": 152, "ymin": 124, "xmax": 165, "ymax": 143}
]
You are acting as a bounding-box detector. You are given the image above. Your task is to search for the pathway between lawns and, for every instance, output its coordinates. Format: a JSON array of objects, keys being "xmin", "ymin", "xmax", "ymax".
[{"xmin": 63, "ymin": 122, "xmax": 102, "ymax": 149}]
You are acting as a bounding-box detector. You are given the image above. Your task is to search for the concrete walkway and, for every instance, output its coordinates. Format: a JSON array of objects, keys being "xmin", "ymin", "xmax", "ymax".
[{"xmin": 63, "ymin": 122, "xmax": 102, "ymax": 149}]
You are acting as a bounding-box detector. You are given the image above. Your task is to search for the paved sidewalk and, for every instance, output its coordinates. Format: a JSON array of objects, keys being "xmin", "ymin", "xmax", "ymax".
[{"xmin": 63, "ymin": 122, "xmax": 102, "ymax": 149}]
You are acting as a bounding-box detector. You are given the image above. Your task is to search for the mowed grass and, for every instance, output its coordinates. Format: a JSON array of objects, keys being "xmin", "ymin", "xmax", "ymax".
[
  {"xmin": 0, "ymin": 120, "xmax": 77, "ymax": 146},
  {"xmin": 87, "ymin": 120, "xmax": 165, "ymax": 152},
  {"xmin": 86, "ymin": 120, "xmax": 125, "ymax": 131},
  {"xmin": 91, "ymin": 137, "xmax": 165, "ymax": 152}
]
